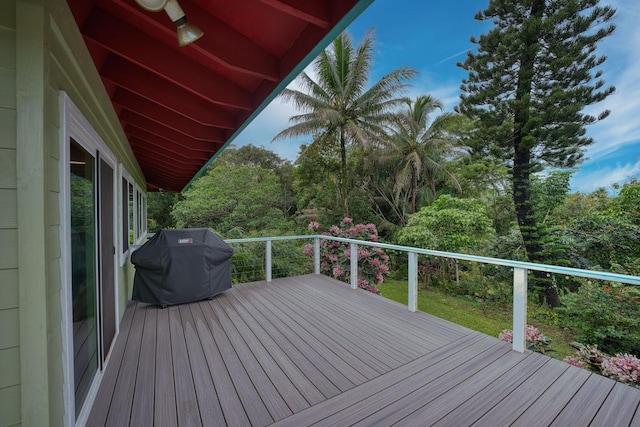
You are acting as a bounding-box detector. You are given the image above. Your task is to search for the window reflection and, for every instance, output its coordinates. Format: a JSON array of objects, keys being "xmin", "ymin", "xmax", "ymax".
[{"xmin": 70, "ymin": 139, "xmax": 98, "ymax": 418}]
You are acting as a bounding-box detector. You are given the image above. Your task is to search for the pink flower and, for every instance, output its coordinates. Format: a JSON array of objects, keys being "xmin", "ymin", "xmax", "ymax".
[
  {"xmin": 579, "ymin": 345, "xmax": 606, "ymax": 364},
  {"xmin": 369, "ymin": 234, "xmax": 379, "ymax": 242},
  {"xmin": 564, "ymin": 356, "xmax": 587, "ymax": 369},
  {"xmin": 343, "ymin": 217, "xmax": 353, "ymax": 224},
  {"xmin": 372, "ymin": 259, "xmax": 381, "ymax": 267},
  {"xmin": 332, "ymin": 266, "xmax": 343, "ymax": 278},
  {"xmin": 358, "ymin": 248, "xmax": 370, "ymax": 258},
  {"xmin": 498, "ymin": 330, "xmax": 513, "ymax": 342},
  {"xmin": 601, "ymin": 354, "xmax": 640, "ymax": 385},
  {"xmin": 329, "ymin": 225, "xmax": 340, "ymax": 235},
  {"xmin": 308, "ymin": 221, "xmax": 320, "ymax": 231},
  {"xmin": 303, "ymin": 244, "xmax": 313, "ymax": 256},
  {"xmin": 525, "ymin": 325, "xmax": 544, "ymax": 343}
]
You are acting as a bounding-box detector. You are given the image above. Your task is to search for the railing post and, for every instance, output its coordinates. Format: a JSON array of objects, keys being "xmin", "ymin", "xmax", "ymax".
[
  {"xmin": 265, "ymin": 240, "xmax": 272, "ymax": 283},
  {"xmin": 313, "ymin": 238, "xmax": 320, "ymax": 275},
  {"xmin": 350, "ymin": 242, "xmax": 358, "ymax": 290},
  {"xmin": 512, "ymin": 267, "xmax": 528, "ymax": 352},
  {"xmin": 408, "ymin": 252, "xmax": 418, "ymax": 312}
]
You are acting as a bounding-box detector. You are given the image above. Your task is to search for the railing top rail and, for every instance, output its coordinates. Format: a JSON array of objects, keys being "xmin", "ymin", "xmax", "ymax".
[{"xmin": 224, "ymin": 234, "xmax": 640, "ymax": 286}]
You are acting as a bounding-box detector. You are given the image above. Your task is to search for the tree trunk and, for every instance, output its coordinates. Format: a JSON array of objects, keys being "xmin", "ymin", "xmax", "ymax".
[
  {"xmin": 411, "ymin": 167, "xmax": 417, "ymax": 214},
  {"xmin": 339, "ymin": 127, "xmax": 349, "ymax": 217},
  {"xmin": 512, "ymin": 0, "xmax": 561, "ymax": 308}
]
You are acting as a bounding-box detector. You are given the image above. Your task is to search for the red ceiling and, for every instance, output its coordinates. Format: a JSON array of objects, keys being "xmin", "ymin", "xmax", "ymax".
[{"xmin": 66, "ymin": 0, "xmax": 370, "ymax": 191}]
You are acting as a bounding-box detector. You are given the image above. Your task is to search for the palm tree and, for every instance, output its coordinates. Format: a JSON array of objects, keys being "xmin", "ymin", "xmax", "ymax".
[
  {"xmin": 272, "ymin": 31, "xmax": 415, "ymax": 216},
  {"xmin": 382, "ymin": 95, "xmax": 462, "ymax": 215}
]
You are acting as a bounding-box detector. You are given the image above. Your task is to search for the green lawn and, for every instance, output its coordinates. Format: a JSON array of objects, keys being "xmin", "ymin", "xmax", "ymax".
[{"xmin": 378, "ymin": 278, "xmax": 575, "ymax": 359}]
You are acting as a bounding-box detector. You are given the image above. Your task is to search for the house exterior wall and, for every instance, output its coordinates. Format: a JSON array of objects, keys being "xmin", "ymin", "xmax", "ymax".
[
  {"xmin": 0, "ymin": 1, "xmax": 146, "ymax": 425},
  {"xmin": 0, "ymin": 0, "xmax": 20, "ymax": 425}
]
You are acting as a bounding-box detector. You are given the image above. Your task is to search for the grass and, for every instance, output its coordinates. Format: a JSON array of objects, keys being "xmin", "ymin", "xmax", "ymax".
[{"xmin": 378, "ymin": 278, "xmax": 576, "ymax": 359}]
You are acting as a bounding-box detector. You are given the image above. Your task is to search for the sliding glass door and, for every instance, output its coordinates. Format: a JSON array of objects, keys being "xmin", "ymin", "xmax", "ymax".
[
  {"xmin": 69, "ymin": 139, "xmax": 99, "ymax": 418},
  {"xmin": 68, "ymin": 138, "xmax": 117, "ymax": 419}
]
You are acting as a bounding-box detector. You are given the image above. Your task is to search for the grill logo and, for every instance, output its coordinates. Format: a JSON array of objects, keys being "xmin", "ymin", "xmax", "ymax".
[{"xmin": 178, "ymin": 238, "xmax": 193, "ymax": 244}]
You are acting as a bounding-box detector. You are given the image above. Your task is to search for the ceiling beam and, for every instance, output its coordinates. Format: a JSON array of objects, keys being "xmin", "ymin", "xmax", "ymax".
[
  {"xmin": 136, "ymin": 159, "xmax": 195, "ymax": 179},
  {"xmin": 127, "ymin": 136, "xmax": 212, "ymax": 163},
  {"xmin": 102, "ymin": 0, "xmax": 280, "ymax": 81},
  {"xmin": 113, "ymin": 89, "xmax": 226, "ymax": 142},
  {"xmin": 121, "ymin": 115, "xmax": 219, "ymax": 152},
  {"xmin": 100, "ymin": 55, "xmax": 237, "ymax": 128},
  {"xmin": 260, "ymin": 0, "xmax": 331, "ymax": 28},
  {"xmin": 83, "ymin": 9, "xmax": 253, "ymax": 111},
  {"xmin": 139, "ymin": 173, "xmax": 186, "ymax": 191},
  {"xmin": 130, "ymin": 139, "xmax": 207, "ymax": 165}
]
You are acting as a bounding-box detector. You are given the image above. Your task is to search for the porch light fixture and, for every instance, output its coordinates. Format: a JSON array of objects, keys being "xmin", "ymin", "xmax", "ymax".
[{"xmin": 134, "ymin": 0, "xmax": 204, "ymax": 47}]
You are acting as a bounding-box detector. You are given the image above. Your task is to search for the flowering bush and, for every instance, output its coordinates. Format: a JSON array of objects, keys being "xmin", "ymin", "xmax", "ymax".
[
  {"xmin": 601, "ymin": 354, "xmax": 640, "ymax": 386},
  {"xmin": 499, "ymin": 325, "xmax": 553, "ymax": 354},
  {"xmin": 304, "ymin": 218, "xmax": 389, "ymax": 294},
  {"xmin": 564, "ymin": 344, "xmax": 640, "ymax": 388}
]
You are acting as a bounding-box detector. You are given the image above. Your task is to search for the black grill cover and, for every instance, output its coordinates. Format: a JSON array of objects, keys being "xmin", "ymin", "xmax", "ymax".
[{"xmin": 131, "ymin": 228, "xmax": 233, "ymax": 306}]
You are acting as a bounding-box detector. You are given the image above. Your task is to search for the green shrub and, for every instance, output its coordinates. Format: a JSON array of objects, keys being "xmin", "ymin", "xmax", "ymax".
[{"xmin": 558, "ymin": 281, "xmax": 640, "ymax": 355}]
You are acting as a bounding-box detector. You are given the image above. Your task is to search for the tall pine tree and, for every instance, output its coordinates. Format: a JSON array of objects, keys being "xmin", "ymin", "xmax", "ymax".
[{"xmin": 457, "ymin": 0, "xmax": 615, "ymax": 307}]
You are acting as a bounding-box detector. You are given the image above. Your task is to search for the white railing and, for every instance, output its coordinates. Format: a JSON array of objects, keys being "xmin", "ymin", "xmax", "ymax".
[{"xmin": 225, "ymin": 235, "xmax": 640, "ymax": 353}]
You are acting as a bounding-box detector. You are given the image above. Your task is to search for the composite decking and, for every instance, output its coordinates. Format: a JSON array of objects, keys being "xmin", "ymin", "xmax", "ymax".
[{"xmin": 87, "ymin": 275, "xmax": 640, "ymax": 426}]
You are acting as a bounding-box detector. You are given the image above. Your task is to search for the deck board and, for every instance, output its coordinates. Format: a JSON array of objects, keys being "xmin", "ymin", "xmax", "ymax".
[
  {"xmin": 130, "ymin": 305, "xmax": 157, "ymax": 427},
  {"xmin": 86, "ymin": 300, "xmax": 135, "ymax": 426},
  {"xmin": 213, "ymin": 296, "xmax": 314, "ymax": 411},
  {"xmin": 189, "ymin": 302, "xmax": 250, "ymax": 427},
  {"xmin": 511, "ymin": 364, "xmax": 592, "ymax": 426},
  {"xmin": 207, "ymin": 297, "xmax": 294, "ymax": 420},
  {"xmin": 167, "ymin": 305, "xmax": 201, "ymax": 426},
  {"xmin": 178, "ymin": 304, "xmax": 225, "ymax": 426},
  {"xmin": 88, "ymin": 274, "xmax": 640, "ymax": 426},
  {"xmin": 590, "ymin": 382, "xmax": 640, "ymax": 426},
  {"xmin": 259, "ymin": 281, "xmax": 403, "ymax": 371},
  {"xmin": 153, "ymin": 306, "xmax": 177, "ymax": 427},
  {"xmin": 104, "ymin": 303, "xmax": 146, "ymax": 426},
  {"xmin": 265, "ymin": 279, "xmax": 415, "ymax": 364},
  {"xmin": 233, "ymin": 282, "xmax": 368, "ymax": 386},
  {"xmin": 226, "ymin": 289, "xmax": 344, "ymax": 398},
  {"xmin": 198, "ymin": 296, "xmax": 274, "ymax": 426}
]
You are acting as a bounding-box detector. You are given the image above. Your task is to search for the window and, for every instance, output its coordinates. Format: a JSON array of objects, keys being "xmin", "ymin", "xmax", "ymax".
[
  {"xmin": 129, "ymin": 182, "xmax": 135, "ymax": 246},
  {"xmin": 120, "ymin": 168, "xmax": 147, "ymax": 261},
  {"xmin": 121, "ymin": 177, "xmax": 128, "ymax": 253}
]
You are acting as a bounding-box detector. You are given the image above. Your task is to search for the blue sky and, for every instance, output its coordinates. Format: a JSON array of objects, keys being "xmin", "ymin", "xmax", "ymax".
[{"xmin": 234, "ymin": 0, "xmax": 640, "ymax": 194}]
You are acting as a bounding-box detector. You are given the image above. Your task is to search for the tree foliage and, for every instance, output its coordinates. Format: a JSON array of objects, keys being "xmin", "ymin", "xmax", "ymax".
[
  {"xmin": 147, "ymin": 191, "xmax": 179, "ymax": 232},
  {"xmin": 558, "ymin": 281, "xmax": 640, "ymax": 355},
  {"xmin": 397, "ymin": 195, "xmax": 495, "ymax": 253},
  {"xmin": 457, "ymin": 0, "xmax": 616, "ymax": 306},
  {"xmin": 273, "ymin": 30, "xmax": 415, "ymax": 216},
  {"xmin": 171, "ymin": 164, "xmax": 289, "ymax": 235},
  {"xmin": 217, "ymin": 145, "xmax": 296, "ymax": 219},
  {"xmin": 378, "ymin": 95, "xmax": 463, "ymax": 215}
]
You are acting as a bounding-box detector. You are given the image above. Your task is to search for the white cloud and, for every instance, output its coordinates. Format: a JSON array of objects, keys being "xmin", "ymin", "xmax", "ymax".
[
  {"xmin": 571, "ymin": 160, "xmax": 640, "ymax": 193},
  {"xmin": 582, "ymin": 0, "xmax": 640, "ymax": 159}
]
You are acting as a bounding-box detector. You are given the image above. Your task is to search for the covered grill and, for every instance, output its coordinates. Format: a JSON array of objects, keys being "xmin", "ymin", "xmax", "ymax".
[{"xmin": 131, "ymin": 228, "xmax": 233, "ymax": 306}]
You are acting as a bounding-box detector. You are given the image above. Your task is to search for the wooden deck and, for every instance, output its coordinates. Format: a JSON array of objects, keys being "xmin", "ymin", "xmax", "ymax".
[{"xmin": 87, "ymin": 275, "xmax": 640, "ymax": 426}]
